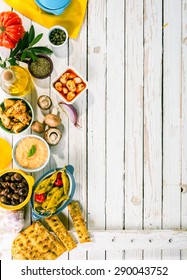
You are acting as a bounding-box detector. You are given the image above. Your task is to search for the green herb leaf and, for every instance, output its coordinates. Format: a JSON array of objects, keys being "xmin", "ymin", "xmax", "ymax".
[
  {"xmin": 27, "ymin": 50, "xmax": 38, "ymax": 61},
  {"xmin": 31, "ymin": 46, "xmax": 53, "ymax": 54},
  {"xmin": 28, "ymin": 25, "xmax": 35, "ymax": 44},
  {"xmin": 20, "ymin": 50, "xmax": 27, "ymax": 61},
  {"xmin": 29, "ymin": 33, "xmax": 43, "ymax": 47},
  {"xmin": 28, "ymin": 145, "xmax": 36, "ymax": 157}
]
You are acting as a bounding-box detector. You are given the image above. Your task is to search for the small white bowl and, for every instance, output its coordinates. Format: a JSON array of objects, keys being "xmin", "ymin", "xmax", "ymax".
[
  {"xmin": 51, "ymin": 66, "xmax": 88, "ymax": 104},
  {"xmin": 48, "ymin": 25, "xmax": 68, "ymax": 57},
  {"xmin": 12, "ymin": 135, "xmax": 50, "ymax": 173}
]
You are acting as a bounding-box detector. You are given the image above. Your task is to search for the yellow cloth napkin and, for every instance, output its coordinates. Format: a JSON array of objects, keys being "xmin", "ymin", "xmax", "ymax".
[{"xmin": 3, "ymin": 0, "xmax": 87, "ymax": 38}]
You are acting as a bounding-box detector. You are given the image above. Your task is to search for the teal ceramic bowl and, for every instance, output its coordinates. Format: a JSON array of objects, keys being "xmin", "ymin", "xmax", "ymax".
[
  {"xmin": 0, "ymin": 97, "xmax": 34, "ymax": 134},
  {"xmin": 39, "ymin": 0, "xmax": 70, "ymax": 9},
  {"xmin": 34, "ymin": 0, "xmax": 71, "ymax": 15},
  {"xmin": 31, "ymin": 165, "xmax": 76, "ymax": 220}
]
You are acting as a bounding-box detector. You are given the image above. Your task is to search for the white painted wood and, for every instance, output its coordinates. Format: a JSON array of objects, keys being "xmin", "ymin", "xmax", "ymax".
[
  {"xmin": 87, "ymin": 0, "xmax": 106, "ymax": 260},
  {"xmin": 1, "ymin": 0, "xmax": 187, "ymax": 261},
  {"xmin": 143, "ymin": 0, "xmax": 162, "ymax": 260},
  {"xmin": 125, "ymin": 0, "xmax": 144, "ymax": 260},
  {"xmin": 68, "ymin": 10, "xmax": 88, "ymax": 261},
  {"xmin": 162, "ymin": 0, "xmax": 182, "ymax": 260},
  {"xmin": 105, "ymin": 0, "xmax": 125, "ymax": 260},
  {"xmin": 181, "ymin": 0, "xmax": 187, "ymax": 260}
]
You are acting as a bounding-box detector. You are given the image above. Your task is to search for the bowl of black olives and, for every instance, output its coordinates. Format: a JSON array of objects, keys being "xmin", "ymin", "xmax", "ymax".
[{"xmin": 0, "ymin": 169, "xmax": 34, "ymax": 210}]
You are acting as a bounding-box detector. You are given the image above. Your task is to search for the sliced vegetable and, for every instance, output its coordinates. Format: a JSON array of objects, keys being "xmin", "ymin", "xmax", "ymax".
[{"xmin": 58, "ymin": 101, "xmax": 80, "ymax": 127}]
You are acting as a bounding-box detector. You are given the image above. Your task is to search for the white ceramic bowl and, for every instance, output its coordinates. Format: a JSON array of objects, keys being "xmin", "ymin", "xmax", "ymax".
[
  {"xmin": 51, "ymin": 66, "xmax": 88, "ymax": 104},
  {"xmin": 12, "ymin": 135, "xmax": 50, "ymax": 172},
  {"xmin": 48, "ymin": 25, "xmax": 68, "ymax": 57}
]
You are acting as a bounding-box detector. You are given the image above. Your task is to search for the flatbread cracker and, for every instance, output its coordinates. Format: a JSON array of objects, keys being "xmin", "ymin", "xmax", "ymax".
[
  {"xmin": 68, "ymin": 201, "xmax": 91, "ymax": 243},
  {"xmin": 46, "ymin": 215, "xmax": 77, "ymax": 251},
  {"xmin": 11, "ymin": 221, "xmax": 66, "ymax": 260}
]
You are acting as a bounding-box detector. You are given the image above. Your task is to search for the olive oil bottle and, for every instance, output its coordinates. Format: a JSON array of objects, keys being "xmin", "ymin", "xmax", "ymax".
[{"xmin": 0, "ymin": 66, "xmax": 32, "ymax": 97}]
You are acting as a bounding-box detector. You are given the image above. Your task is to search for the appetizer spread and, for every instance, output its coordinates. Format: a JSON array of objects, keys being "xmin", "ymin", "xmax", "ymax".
[{"xmin": 0, "ymin": 11, "xmax": 90, "ymax": 261}]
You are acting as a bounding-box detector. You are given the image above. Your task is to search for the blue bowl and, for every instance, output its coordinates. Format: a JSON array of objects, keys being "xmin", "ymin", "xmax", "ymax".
[
  {"xmin": 31, "ymin": 165, "xmax": 76, "ymax": 220},
  {"xmin": 39, "ymin": 0, "xmax": 70, "ymax": 10},
  {"xmin": 34, "ymin": 0, "xmax": 71, "ymax": 15}
]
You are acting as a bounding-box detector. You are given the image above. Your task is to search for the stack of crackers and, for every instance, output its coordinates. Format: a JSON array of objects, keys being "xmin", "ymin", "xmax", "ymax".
[{"xmin": 11, "ymin": 201, "xmax": 91, "ymax": 260}]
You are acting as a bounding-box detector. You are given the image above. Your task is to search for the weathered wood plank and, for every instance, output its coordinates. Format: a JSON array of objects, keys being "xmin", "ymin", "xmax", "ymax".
[
  {"xmin": 87, "ymin": 0, "xmax": 107, "ymax": 260},
  {"xmin": 105, "ymin": 0, "xmax": 125, "ymax": 260},
  {"xmin": 68, "ymin": 9, "xmax": 88, "ymax": 261},
  {"xmin": 143, "ymin": 0, "xmax": 163, "ymax": 260},
  {"xmin": 125, "ymin": 0, "xmax": 144, "ymax": 229},
  {"xmin": 162, "ymin": 0, "xmax": 182, "ymax": 260}
]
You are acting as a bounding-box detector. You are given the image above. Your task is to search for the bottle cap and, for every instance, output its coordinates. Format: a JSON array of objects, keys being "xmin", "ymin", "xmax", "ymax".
[{"xmin": 1, "ymin": 69, "xmax": 16, "ymax": 84}]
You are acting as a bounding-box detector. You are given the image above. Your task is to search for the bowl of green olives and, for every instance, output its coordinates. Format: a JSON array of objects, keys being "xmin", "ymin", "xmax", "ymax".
[
  {"xmin": 0, "ymin": 169, "xmax": 34, "ymax": 210},
  {"xmin": 48, "ymin": 25, "xmax": 68, "ymax": 57}
]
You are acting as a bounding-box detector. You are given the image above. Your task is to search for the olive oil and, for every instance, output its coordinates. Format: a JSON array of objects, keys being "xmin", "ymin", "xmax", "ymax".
[{"xmin": 0, "ymin": 66, "xmax": 32, "ymax": 97}]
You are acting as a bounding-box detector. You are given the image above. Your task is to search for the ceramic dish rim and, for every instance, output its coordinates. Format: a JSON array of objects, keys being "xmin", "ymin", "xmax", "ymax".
[
  {"xmin": 12, "ymin": 134, "xmax": 50, "ymax": 172},
  {"xmin": 51, "ymin": 66, "xmax": 88, "ymax": 104},
  {"xmin": 30, "ymin": 166, "xmax": 76, "ymax": 219},
  {"xmin": 0, "ymin": 97, "xmax": 34, "ymax": 134}
]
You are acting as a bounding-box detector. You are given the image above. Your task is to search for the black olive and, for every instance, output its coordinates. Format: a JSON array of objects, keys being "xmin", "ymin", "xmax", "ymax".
[
  {"xmin": 10, "ymin": 183, "xmax": 17, "ymax": 191},
  {"xmin": 11, "ymin": 199, "xmax": 19, "ymax": 205},
  {"xmin": 0, "ymin": 189, "xmax": 5, "ymax": 196},
  {"xmin": 19, "ymin": 196, "xmax": 25, "ymax": 203},
  {"xmin": 11, "ymin": 175, "xmax": 15, "ymax": 182},
  {"xmin": 17, "ymin": 182, "xmax": 25, "ymax": 188},
  {"xmin": 0, "ymin": 178, "xmax": 3, "ymax": 182},
  {"xmin": 1, "ymin": 182, "xmax": 10, "ymax": 188},
  {"xmin": 12, "ymin": 193, "xmax": 20, "ymax": 200},
  {"xmin": 3, "ymin": 188, "xmax": 11, "ymax": 196},
  {"xmin": 14, "ymin": 173, "xmax": 22, "ymax": 182},
  {"xmin": 18, "ymin": 188, "xmax": 28, "ymax": 196},
  {"xmin": 4, "ymin": 175, "xmax": 11, "ymax": 182},
  {"xmin": 22, "ymin": 179, "xmax": 28, "ymax": 185},
  {"xmin": 0, "ymin": 196, "xmax": 7, "ymax": 203},
  {"xmin": 7, "ymin": 194, "xmax": 12, "ymax": 199}
]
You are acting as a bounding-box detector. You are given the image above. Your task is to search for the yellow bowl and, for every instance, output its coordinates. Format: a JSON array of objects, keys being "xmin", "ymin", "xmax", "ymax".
[{"xmin": 0, "ymin": 169, "xmax": 34, "ymax": 210}]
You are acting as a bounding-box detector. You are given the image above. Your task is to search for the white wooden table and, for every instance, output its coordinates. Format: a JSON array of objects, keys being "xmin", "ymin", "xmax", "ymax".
[{"xmin": 1, "ymin": 0, "xmax": 187, "ymax": 260}]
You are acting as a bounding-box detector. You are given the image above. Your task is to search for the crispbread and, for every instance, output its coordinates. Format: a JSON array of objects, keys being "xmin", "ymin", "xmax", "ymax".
[
  {"xmin": 68, "ymin": 201, "xmax": 91, "ymax": 243},
  {"xmin": 46, "ymin": 215, "xmax": 77, "ymax": 251},
  {"xmin": 11, "ymin": 221, "xmax": 66, "ymax": 260}
]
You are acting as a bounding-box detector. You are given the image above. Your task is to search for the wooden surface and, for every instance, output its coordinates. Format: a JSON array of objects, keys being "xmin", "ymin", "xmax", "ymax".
[{"xmin": 1, "ymin": 0, "xmax": 187, "ymax": 260}]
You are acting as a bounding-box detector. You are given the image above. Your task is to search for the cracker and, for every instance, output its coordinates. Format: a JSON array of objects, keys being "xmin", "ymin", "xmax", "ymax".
[
  {"xmin": 46, "ymin": 215, "xmax": 77, "ymax": 251},
  {"xmin": 11, "ymin": 221, "xmax": 66, "ymax": 260},
  {"xmin": 68, "ymin": 201, "xmax": 91, "ymax": 243}
]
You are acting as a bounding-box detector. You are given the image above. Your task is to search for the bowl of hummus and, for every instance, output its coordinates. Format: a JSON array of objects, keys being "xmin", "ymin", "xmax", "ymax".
[{"xmin": 12, "ymin": 135, "xmax": 50, "ymax": 172}]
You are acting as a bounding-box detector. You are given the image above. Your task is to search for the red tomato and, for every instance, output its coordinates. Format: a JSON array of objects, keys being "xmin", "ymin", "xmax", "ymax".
[
  {"xmin": 0, "ymin": 11, "xmax": 24, "ymax": 48},
  {"xmin": 54, "ymin": 172, "xmax": 63, "ymax": 187},
  {"xmin": 34, "ymin": 193, "xmax": 45, "ymax": 203}
]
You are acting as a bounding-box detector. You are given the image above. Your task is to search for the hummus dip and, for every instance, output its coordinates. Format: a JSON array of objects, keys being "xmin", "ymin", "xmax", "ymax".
[{"xmin": 15, "ymin": 137, "xmax": 49, "ymax": 169}]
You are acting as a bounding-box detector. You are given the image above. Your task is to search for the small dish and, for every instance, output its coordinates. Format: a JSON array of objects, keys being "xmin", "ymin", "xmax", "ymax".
[
  {"xmin": 48, "ymin": 25, "xmax": 68, "ymax": 57},
  {"xmin": 0, "ymin": 97, "xmax": 34, "ymax": 134},
  {"xmin": 0, "ymin": 169, "xmax": 34, "ymax": 211},
  {"xmin": 12, "ymin": 135, "xmax": 50, "ymax": 173},
  {"xmin": 31, "ymin": 165, "xmax": 76, "ymax": 220},
  {"xmin": 28, "ymin": 54, "xmax": 53, "ymax": 79},
  {"xmin": 39, "ymin": 0, "xmax": 70, "ymax": 10},
  {"xmin": 51, "ymin": 66, "xmax": 88, "ymax": 104},
  {"xmin": 34, "ymin": 0, "xmax": 70, "ymax": 15}
]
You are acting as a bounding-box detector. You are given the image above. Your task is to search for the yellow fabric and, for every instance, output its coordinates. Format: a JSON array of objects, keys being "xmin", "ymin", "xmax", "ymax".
[{"xmin": 3, "ymin": 0, "xmax": 87, "ymax": 38}]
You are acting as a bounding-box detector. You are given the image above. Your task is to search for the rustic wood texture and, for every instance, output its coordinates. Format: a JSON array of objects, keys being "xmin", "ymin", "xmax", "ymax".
[{"xmin": 0, "ymin": 0, "xmax": 187, "ymax": 260}]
